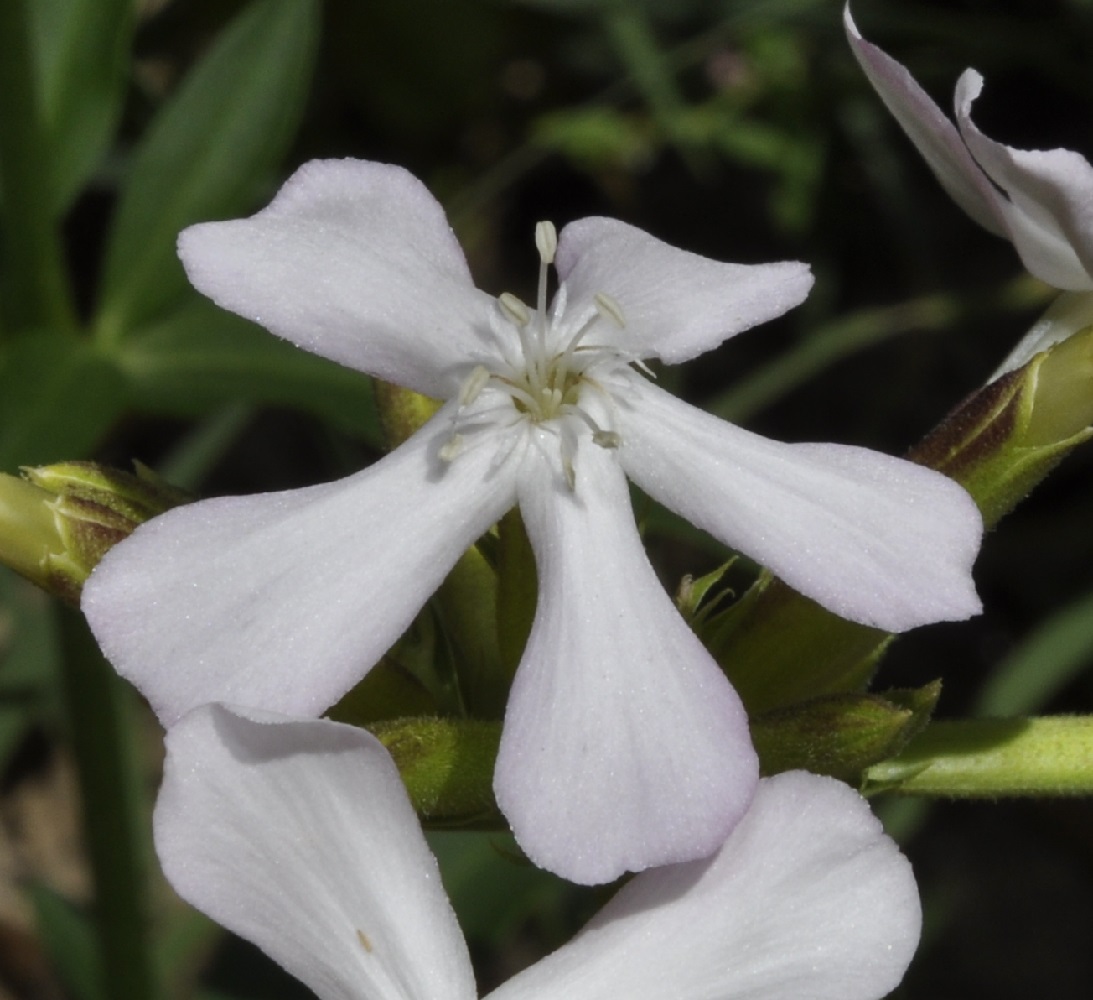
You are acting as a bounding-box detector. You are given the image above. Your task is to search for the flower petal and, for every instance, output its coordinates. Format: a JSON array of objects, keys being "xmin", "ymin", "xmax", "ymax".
[
  {"xmin": 156, "ymin": 705, "xmax": 476, "ymax": 1000},
  {"xmin": 486, "ymin": 771, "xmax": 919, "ymax": 1000},
  {"xmin": 620, "ymin": 379, "xmax": 982, "ymax": 632},
  {"xmin": 954, "ymin": 71, "xmax": 1093, "ymax": 290},
  {"xmin": 554, "ymin": 217, "xmax": 812, "ymax": 363},
  {"xmin": 843, "ymin": 7, "xmax": 1009, "ymax": 237},
  {"xmin": 82, "ymin": 407, "xmax": 518, "ymax": 725},
  {"xmin": 178, "ymin": 159, "xmax": 495, "ymax": 399},
  {"xmin": 495, "ymin": 440, "xmax": 758, "ymax": 886}
]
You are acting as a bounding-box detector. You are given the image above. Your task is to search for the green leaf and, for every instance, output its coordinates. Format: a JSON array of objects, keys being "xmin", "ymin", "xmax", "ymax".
[
  {"xmin": 116, "ymin": 297, "xmax": 382, "ymax": 444},
  {"xmin": 96, "ymin": 0, "xmax": 320, "ymax": 338},
  {"xmin": 29, "ymin": 0, "xmax": 134, "ymax": 213},
  {"xmin": 0, "ymin": 2, "xmax": 77, "ymax": 330},
  {"xmin": 28, "ymin": 883, "xmax": 102, "ymax": 1000},
  {"xmin": 0, "ymin": 331, "xmax": 127, "ymax": 469}
]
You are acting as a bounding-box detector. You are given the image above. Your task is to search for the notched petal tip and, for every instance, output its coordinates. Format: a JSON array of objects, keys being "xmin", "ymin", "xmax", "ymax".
[
  {"xmin": 496, "ymin": 446, "xmax": 758, "ymax": 885},
  {"xmin": 555, "ymin": 216, "xmax": 813, "ymax": 365},
  {"xmin": 175, "ymin": 158, "xmax": 493, "ymax": 398}
]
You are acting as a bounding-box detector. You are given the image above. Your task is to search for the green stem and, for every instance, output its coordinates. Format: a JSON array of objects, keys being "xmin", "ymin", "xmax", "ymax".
[
  {"xmin": 58, "ymin": 612, "xmax": 159, "ymax": 1000},
  {"xmin": 864, "ymin": 717, "xmax": 1093, "ymax": 797}
]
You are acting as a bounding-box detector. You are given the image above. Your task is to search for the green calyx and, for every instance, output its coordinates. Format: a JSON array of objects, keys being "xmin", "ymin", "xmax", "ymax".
[{"xmin": 0, "ymin": 461, "xmax": 188, "ymax": 603}]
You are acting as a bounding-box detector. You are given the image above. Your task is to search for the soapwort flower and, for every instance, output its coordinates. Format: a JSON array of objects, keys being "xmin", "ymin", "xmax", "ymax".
[
  {"xmin": 845, "ymin": 5, "xmax": 1093, "ymax": 375},
  {"xmin": 82, "ymin": 159, "xmax": 981, "ymax": 883},
  {"xmin": 156, "ymin": 703, "xmax": 921, "ymax": 1000}
]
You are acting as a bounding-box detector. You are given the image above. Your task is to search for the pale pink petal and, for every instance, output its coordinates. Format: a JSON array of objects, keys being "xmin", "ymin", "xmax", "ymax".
[
  {"xmin": 178, "ymin": 160, "xmax": 494, "ymax": 399},
  {"xmin": 954, "ymin": 71, "xmax": 1093, "ymax": 290},
  {"xmin": 487, "ymin": 771, "xmax": 919, "ymax": 1000},
  {"xmin": 82, "ymin": 408, "xmax": 518, "ymax": 725},
  {"xmin": 156, "ymin": 705, "xmax": 476, "ymax": 1000},
  {"xmin": 494, "ymin": 440, "xmax": 758, "ymax": 886},
  {"xmin": 620, "ymin": 379, "xmax": 982, "ymax": 632},
  {"xmin": 554, "ymin": 217, "xmax": 811, "ymax": 363},
  {"xmin": 843, "ymin": 7, "xmax": 1009, "ymax": 236}
]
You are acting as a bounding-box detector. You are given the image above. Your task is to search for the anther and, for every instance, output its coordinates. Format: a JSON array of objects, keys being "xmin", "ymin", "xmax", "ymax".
[
  {"xmin": 535, "ymin": 221, "xmax": 558, "ymax": 265},
  {"xmin": 594, "ymin": 292, "xmax": 626, "ymax": 328},
  {"xmin": 499, "ymin": 292, "xmax": 531, "ymax": 327},
  {"xmin": 592, "ymin": 429, "xmax": 621, "ymax": 449},
  {"xmin": 562, "ymin": 454, "xmax": 576, "ymax": 490},
  {"xmin": 459, "ymin": 365, "xmax": 491, "ymax": 407},
  {"xmin": 438, "ymin": 435, "xmax": 464, "ymax": 462}
]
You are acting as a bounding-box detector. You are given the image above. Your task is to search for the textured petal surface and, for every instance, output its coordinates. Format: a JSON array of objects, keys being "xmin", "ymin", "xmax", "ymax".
[
  {"xmin": 554, "ymin": 217, "xmax": 812, "ymax": 363},
  {"xmin": 844, "ymin": 7, "xmax": 1008, "ymax": 237},
  {"xmin": 487, "ymin": 771, "xmax": 920, "ymax": 1000},
  {"xmin": 955, "ymin": 71, "xmax": 1093, "ymax": 290},
  {"xmin": 178, "ymin": 159, "xmax": 495, "ymax": 399},
  {"xmin": 156, "ymin": 705, "xmax": 476, "ymax": 1000},
  {"xmin": 82, "ymin": 407, "xmax": 518, "ymax": 725},
  {"xmin": 621, "ymin": 380, "xmax": 982, "ymax": 632},
  {"xmin": 495, "ymin": 440, "xmax": 758, "ymax": 886}
]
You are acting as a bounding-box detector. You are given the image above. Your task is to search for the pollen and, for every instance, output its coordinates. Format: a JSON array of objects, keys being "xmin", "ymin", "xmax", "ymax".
[{"xmin": 439, "ymin": 222, "xmax": 637, "ymax": 488}]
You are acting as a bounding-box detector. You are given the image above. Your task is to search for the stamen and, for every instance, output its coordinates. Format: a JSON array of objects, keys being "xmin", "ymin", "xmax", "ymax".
[
  {"xmin": 459, "ymin": 365, "xmax": 492, "ymax": 407},
  {"xmin": 593, "ymin": 429, "xmax": 621, "ymax": 449},
  {"xmin": 499, "ymin": 292, "xmax": 530, "ymax": 327},
  {"xmin": 438, "ymin": 435, "xmax": 464, "ymax": 462},
  {"xmin": 594, "ymin": 291, "xmax": 626, "ymax": 328},
  {"xmin": 534, "ymin": 223, "xmax": 557, "ymax": 332},
  {"xmin": 535, "ymin": 221, "xmax": 557, "ymax": 264},
  {"xmin": 562, "ymin": 454, "xmax": 576, "ymax": 490}
]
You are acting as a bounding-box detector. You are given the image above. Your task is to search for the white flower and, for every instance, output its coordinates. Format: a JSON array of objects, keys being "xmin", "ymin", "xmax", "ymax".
[
  {"xmin": 845, "ymin": 5, "xmax": 1093, "ymax": 376},
  {"xmin": 82, "ymin": 159, "xmax": 982, "ymax": 883},
  {"xmin": 156, "ymin": 703, "xmax": 922, "ymax": 1000}
]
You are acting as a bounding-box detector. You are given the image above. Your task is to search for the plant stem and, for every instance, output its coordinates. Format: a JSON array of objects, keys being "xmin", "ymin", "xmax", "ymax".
[
  {"xmin": 58, "ymin": 611, "xmax": 159, "ymax": 1000},
  {"xmin": 865, "ymin": 717, "xmax": 1093, "ymax": 797}
]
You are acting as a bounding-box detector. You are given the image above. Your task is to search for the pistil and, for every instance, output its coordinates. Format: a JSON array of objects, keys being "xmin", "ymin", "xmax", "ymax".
[{"xmin": 439, "ymin": 221, "xmax": 634, "ymax": 486}]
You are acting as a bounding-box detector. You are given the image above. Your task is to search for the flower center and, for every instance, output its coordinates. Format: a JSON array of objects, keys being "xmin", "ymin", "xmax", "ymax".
[{"xmin": 440, "ymin": 221, "xmax": 638, "ymax": 488}]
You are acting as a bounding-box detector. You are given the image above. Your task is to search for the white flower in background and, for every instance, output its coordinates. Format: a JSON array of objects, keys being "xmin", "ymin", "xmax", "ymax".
[
  {"xmin": 156, "ymin": 703, "xmax": 922, "ymax": 1000},
  {"xmin": 82, "ymin": 159, "xmax": 982, "ymax": 883},
  {"xmin": 845, "ymin": 5, "xmax": 1093, "ymax": 376}
]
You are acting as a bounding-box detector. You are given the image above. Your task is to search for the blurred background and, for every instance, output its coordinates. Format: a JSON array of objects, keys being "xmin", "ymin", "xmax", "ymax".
[{"xmin": 0, "ymin": 0, "xmax": 1091, "ymax": 997}]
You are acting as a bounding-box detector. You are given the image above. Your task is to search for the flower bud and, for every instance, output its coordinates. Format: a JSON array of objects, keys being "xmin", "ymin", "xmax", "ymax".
[
  {"xmin": 373, "ymin": 380, "xmax": 441, "ymax": 450},
  {"xmin": 750, "ymin": 682, "xmax": 939, "ymax": 783},
  {"xmin": 0, "ymin": 462, "xmax": 188, "ymax": 604},
  {"xmin": 709, "ymin": 327, "xmax": 1093, "ymax": 714},
  {"xmin": 909, "ymin": 325, "xmax": 1093, "ymax": 526}
]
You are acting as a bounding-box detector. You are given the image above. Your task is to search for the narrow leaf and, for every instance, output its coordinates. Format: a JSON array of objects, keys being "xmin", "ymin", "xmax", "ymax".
[
  {"xmin": 97, "ymin": 0, "xmax": 319, "ymax": 337},
  {"xmin": 29, "ymin": 0, "xmax": 134, "ymax": 213},
  {"xmin": 117, "ymin": 297, "xmax": 382, "ymax": 444},
  {"xmin": 0, "ymin": 331, "xmax": 127, "ymax": 469}
]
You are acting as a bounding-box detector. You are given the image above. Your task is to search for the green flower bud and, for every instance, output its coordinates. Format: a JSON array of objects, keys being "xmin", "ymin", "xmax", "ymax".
[
  {"xmin": 708, "ymin": 327, "xmax": 1093, "ymax": 714},
  {"xmin": 369, "ymin": 716, "xmax": 502, "ymax": 825},
  {"xmin": 374, "ymin": 380, "xmax": 442, "ymax": 450},
  {"xmin": 750, "ymin": 682, "xmax": 939, "ymax": 784},
  {"xmin": 909, "ymin": 326, "xmax": 1093, "ymax": 526},
  {"xmin": 0, "ymin": 462, "xmax": 188, "ymax": 604}
]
